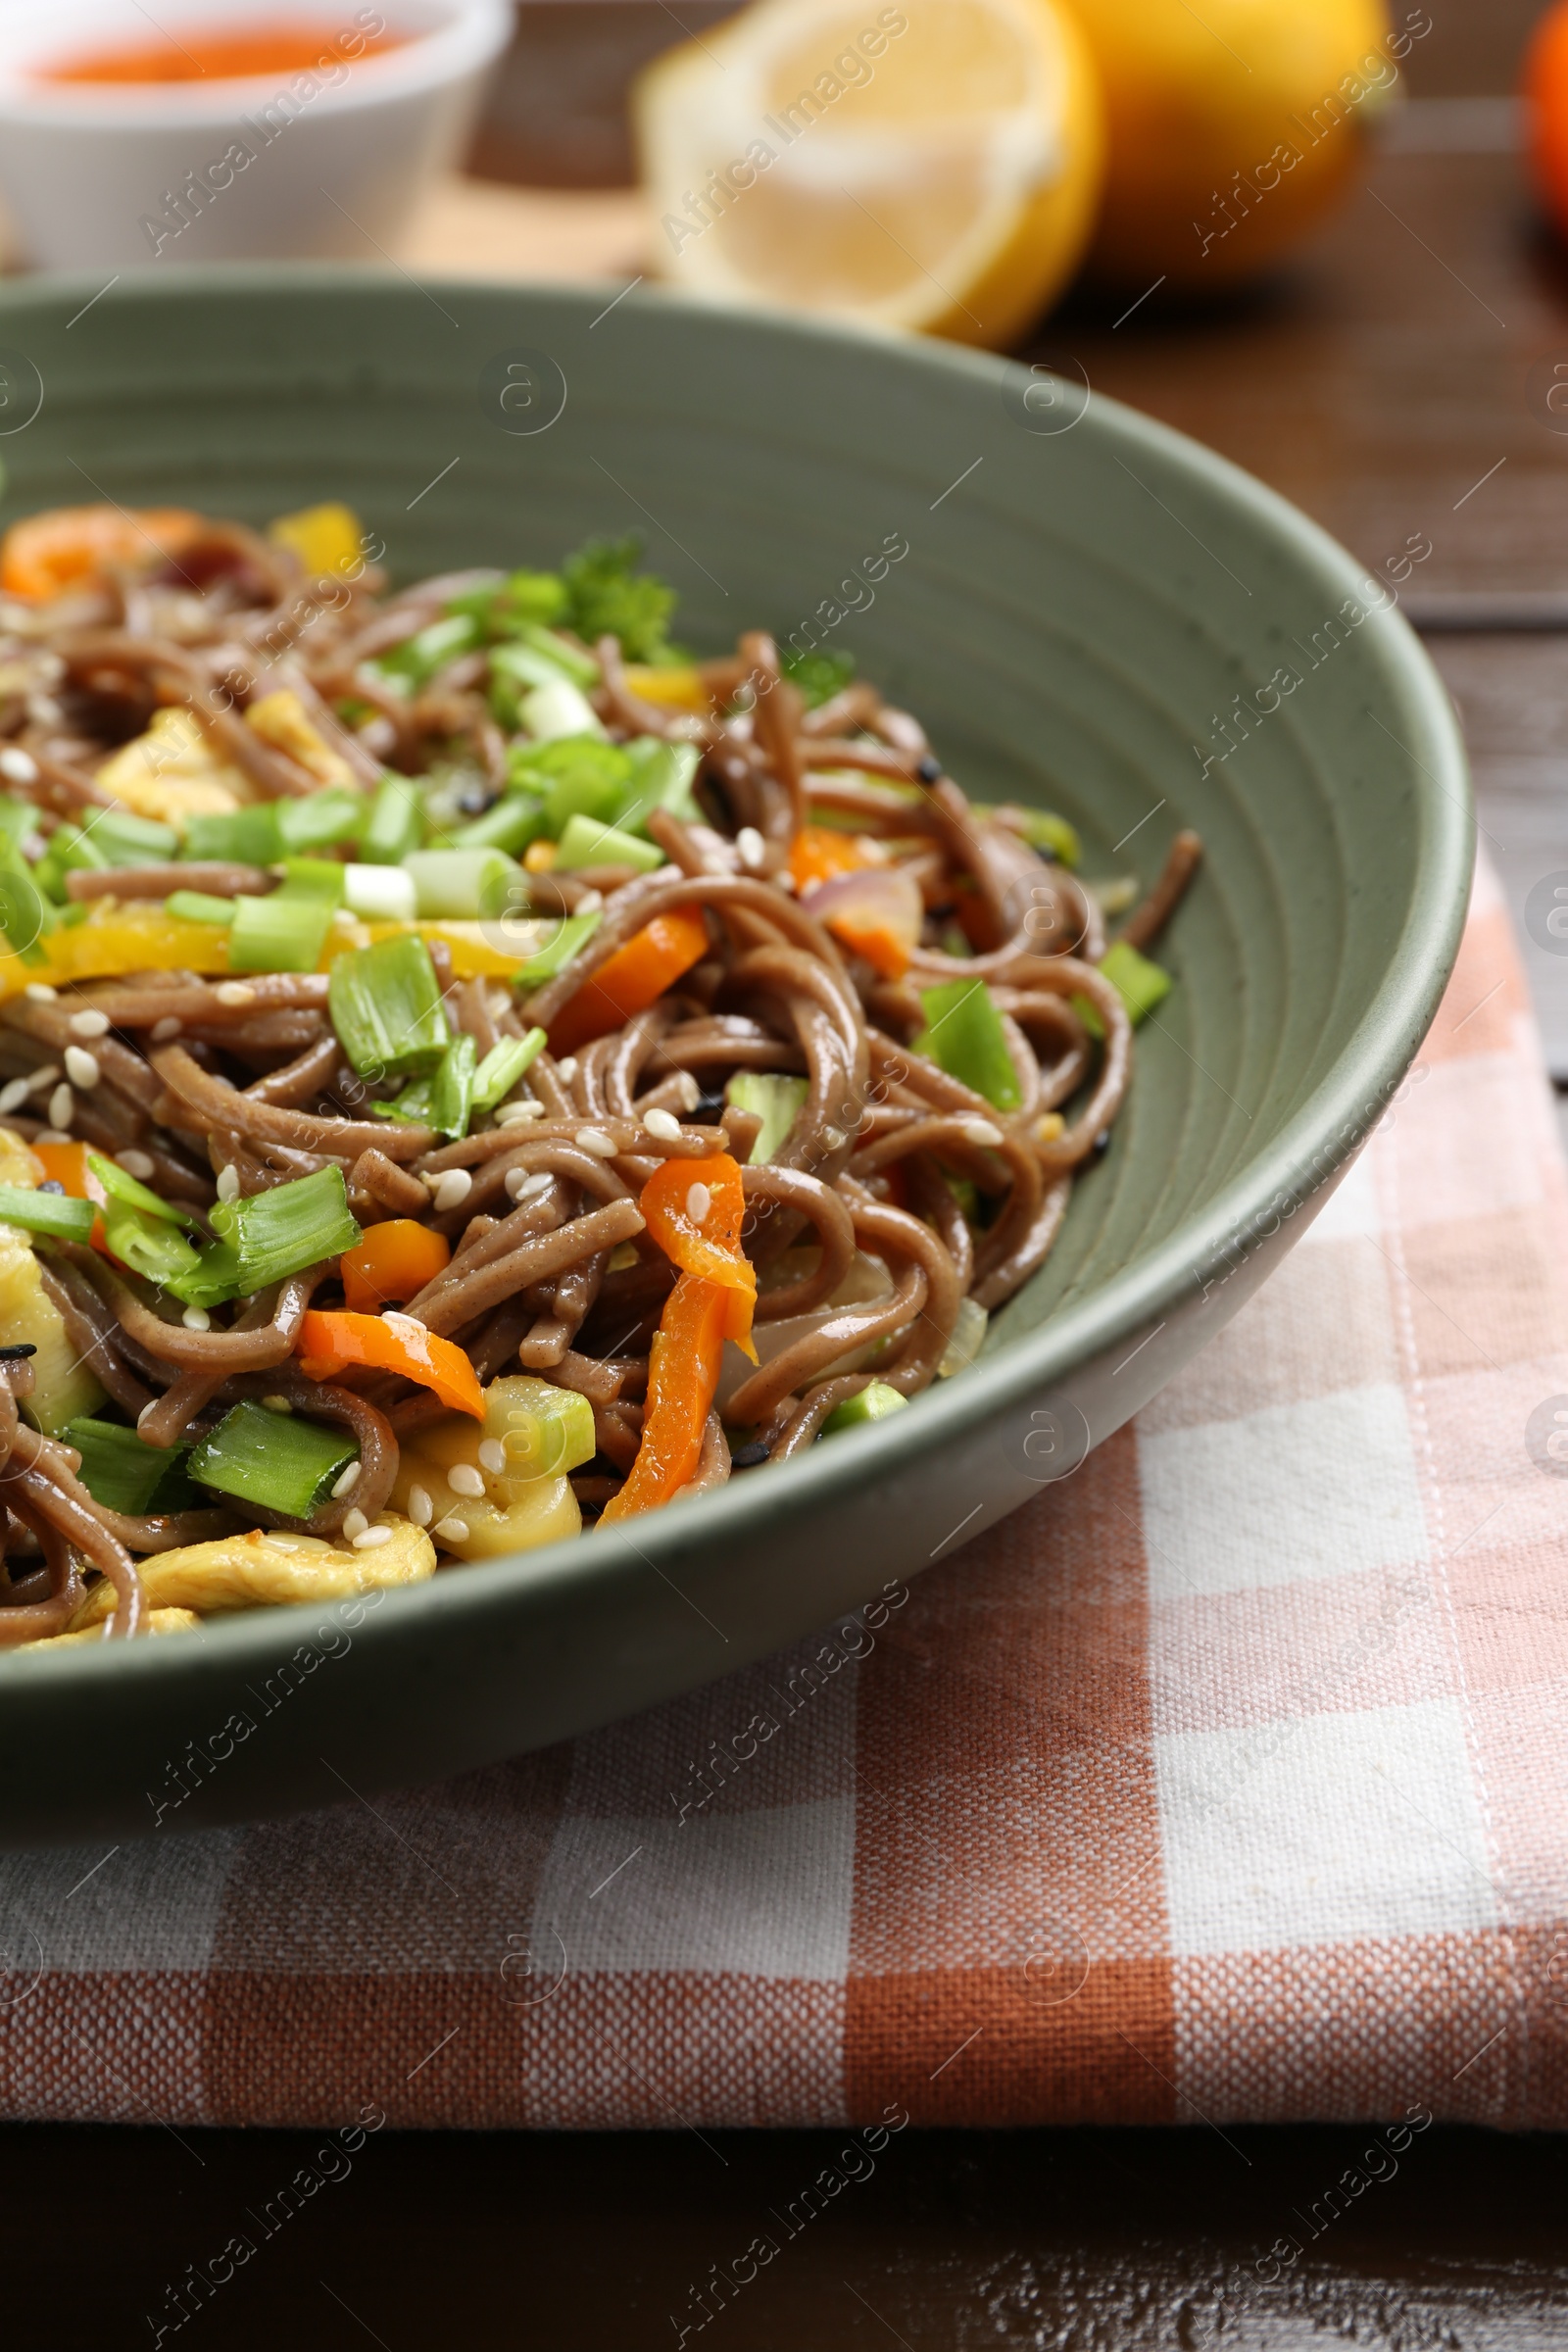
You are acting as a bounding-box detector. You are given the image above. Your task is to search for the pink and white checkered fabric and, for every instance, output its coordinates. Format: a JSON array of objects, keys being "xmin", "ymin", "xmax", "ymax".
[{"xmin": 3, "ymin": 856, "xmax": 1566, "ymax": 2130}]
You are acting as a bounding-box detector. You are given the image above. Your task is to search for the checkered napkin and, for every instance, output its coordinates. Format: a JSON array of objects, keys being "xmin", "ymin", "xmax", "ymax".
[{"xmin": 4, "ymin": 856, "xmax": 1567, "ymax": 2131}]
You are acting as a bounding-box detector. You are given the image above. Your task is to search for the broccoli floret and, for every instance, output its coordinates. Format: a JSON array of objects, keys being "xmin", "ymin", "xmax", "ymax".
[
  {"xmin": 560, "ymin": 535, "xmax": 678, "ymax": 663},
  {"xmin": 780, "ymin": 646, "xmax": 856, "ymax": 709}
]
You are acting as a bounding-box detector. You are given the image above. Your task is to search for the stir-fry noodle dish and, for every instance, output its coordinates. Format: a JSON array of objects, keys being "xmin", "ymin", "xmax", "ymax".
[{"xmin": 0, "ymin": 499, "xmax": 1199, "ymax": 1648}]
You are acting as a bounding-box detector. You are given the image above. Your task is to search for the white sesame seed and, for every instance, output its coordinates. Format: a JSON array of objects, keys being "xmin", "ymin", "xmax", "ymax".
[
  {"xmin": 556, "ymin": 1056, "xmax": 579, "ymax": 1084},
  {"xmin": 260, "ymin": 1395, "xmax": 292, "ymax": 1414},
  {"xmin": 506, "ymin": 1166, "xmax": 551, "ymax": 1203},
  {"xmin": 341, "ymin": 1507, "xmax": 368, "ymax": 1541},
  {"xmin": 430, "ymin": 1167, "xmax": 472, "ymax": 1213},
  {"xmin": 48, "ymin": 1084, "xmax": 72, "ymax": 1131},
  {"xmin": 573, "ymin": 1126, "xmax": 616, "ymax": 1159},
  {"xmin": 821, "ymin": 1125, "xmax": 846, "ymax": 1152},
  {"xmin": 773, "ymin": 869, "xmax": 796, "ymax": 894},
  {"xmin": 383, "ymin": 1307, "xmax": 426, "ymax": 1333},
  {"xmin": 642, "ymin": 1107, "xmax": 681, "ymax": 1142},
  {"xmin": 114, "ymin": 1150, "xmax": 155, "ymax": 1181},
  {"xmin": 961, "ymin": 1117, "xmax": 1004, "ymax": 1148},
  {"xmin": 180, "ymin": 1305, "xmax": 211, "ymax": 1332},
  {"xmin": 20, "ymin": 835, "xmax": 44, "ymax": 861},
  {"xmin": 447, "ymin": 1461, "xmax": 485, "ymax": 1498},
  {"xmin": 24, "ymin": 1064, "xmax": 59, "ymax": 1096},
  {"xmin": 573, "ymin": 889, "xmax": 604, "ymax": 915},
  {"xmin": 494, "ymin": 1099, "xmax": 544, "ymax": 1124},
  {"xmin": 331, "ymin": 1460, "xmax": 362, "ymax": 1499},
  {"xmin": 735, "ymin": 825, "xmax": 765, "ymax": 870},
  {"xmin": 0, "ymin": 749, "xmax": 38, "ymax": 785},
  {"xmin": 64, "ymin": 1046, "xmax": 100, "ymax": 1091},
  {"xmin": 69, "ymin": 1009, "xmax": 109, "ymax": 1039},
  {"xmin": 0, "ymin": 1080, "xmax": 26, "ymax": 1115},
  {"xmin": 477, "ymin": 1438, "xmax": 507, "ymax": 1475},
  {"xmin": 353, "ymin": 1524, "xmax": 393, "ymax": 1549},
  {"xmin": 136, "ymin": 1400, "xmax": 159, "ymax": 1430},
  {"xmin": 215, "ymin": 981, "xmax": 257, "ymax": 1006},
  {"xmin": 685, "ymin": 1181, "xmax": 710, "ymax": 1226},
  {"xmin": 26, "ymin": 694, "xmax": 61, "ymax": 727},
  {"xmin": 23, "ymin": 981, "xmax": 56, "ymax": 1002},
  {"xmin": 216, "ymin": 1164, "xmax": 241, "ymax": 1202},
  {"xmin": 432, "ymin": 1516, "xmax": 469, "ymax": 1544},
  {"xmin": 408, "ymin": 1484, "xmax": 433, "ymax": 1527},
  {"xmin": 32, "ymin": 1130, "xmax": 71, "ymax": 1147},
  {"xmin": 149, "ymin": 1016, "xmax": 182, "ymax": 1044}
]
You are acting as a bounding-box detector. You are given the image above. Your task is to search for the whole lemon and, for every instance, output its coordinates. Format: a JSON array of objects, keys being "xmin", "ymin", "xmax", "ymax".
[{"xmin": 1058, "ymin": 0, "xmax": 1399, "ymax": 290}]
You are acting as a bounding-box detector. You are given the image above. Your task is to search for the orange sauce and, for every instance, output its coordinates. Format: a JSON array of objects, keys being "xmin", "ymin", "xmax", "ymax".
[{"xmin": 35, "ymin": 24, "xmax": 406, "ymax": 83}]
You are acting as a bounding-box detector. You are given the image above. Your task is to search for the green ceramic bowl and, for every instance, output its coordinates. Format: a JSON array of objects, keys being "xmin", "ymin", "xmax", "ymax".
[{"xmin": 0, "ymin": 272, "xmax": 1470, "ymax": 1848}]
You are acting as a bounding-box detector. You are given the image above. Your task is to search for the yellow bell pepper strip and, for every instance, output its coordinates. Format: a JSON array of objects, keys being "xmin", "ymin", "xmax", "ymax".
[
  {"xmin": 548, "ymin": 904, "xmax": 710, "ymax": 1057},
  {"xmin": 638, "ymin": 1151, "xmax": 756, "ymax": 1354},
  {"xmin": 295, "ymin": 1308, "xmax": 484, "ymax": 1418},
  {"xmin": 600, "ymin": 1272, "xmax": 729, "ymax": 1522},
  {"xmin": 0, "ymin": 504, "xmax": 202, "ymax": 601},
  {"xmin": 621, "ymin": 663, "xmax": 710, "ymax": 712},
  {"xmin": 340, "ymin": 1219, "xmax": 452, "ymax": 1314},
  {"xmin": 267, "ymin": 502, "xmax": 366, "ymax": 581}
]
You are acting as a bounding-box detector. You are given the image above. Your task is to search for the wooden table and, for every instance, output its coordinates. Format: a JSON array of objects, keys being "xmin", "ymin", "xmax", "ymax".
[{"xmin": 15, "ymin": 18, "xmax": 1568, "ymax": 2347}]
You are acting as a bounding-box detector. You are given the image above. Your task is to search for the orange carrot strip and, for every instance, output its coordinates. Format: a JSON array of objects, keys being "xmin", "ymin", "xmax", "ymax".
[
  {"xmin": 788, "ymin": 825, "xmax": 876, "ymax": 894},
  {"xmin": 339, "ymin": 1219, "xmax": 451, "ymax": 1314},
  {"xmin": 600, "ymin": 1271, "xmax": 728, "ymax": 1521},
  {"xmin": 548, "ymin": 906, "xmax": 710, "ymax": 1057},
  {"xmin": 1, "ymin": 504, "xmax": 202, "ymax": 602},
  {"xmin": 639, "ymin": 1151, "xmax": 756, "ymax": 1353},
  {"xmin": 295, "ymin": 1308, "xmax": 484, "ymax": 1418},
  {"xmin": 32, "ymin": 1139, "xmax": 109, "ymax": 1250}
]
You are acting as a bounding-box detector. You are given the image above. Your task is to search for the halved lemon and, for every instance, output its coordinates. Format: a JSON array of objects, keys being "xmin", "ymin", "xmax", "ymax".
[{"xmin": 633, "ymin": 0, "xmax": 1104, "ymax": 349}]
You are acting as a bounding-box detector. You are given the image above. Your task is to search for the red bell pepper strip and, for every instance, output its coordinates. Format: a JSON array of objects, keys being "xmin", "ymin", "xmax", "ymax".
[
  {"xmin": 548, "ymin": 906, "xmax": 710, "ymax": 1057},
  {"xmin": 638, "ymin": 1150, "xmax": 756, "ymax": 1354},
  {"xmin": 600, "ymin": 1271, "xmax": 729, "ymax": 1522},
  {"xmin": 295, "ymin": 1307, "xmax": 484, "ymax": 1417}
]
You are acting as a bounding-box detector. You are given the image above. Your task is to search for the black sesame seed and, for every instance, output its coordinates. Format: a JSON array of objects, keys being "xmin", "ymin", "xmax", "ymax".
[
  {"xmin": 691, "ymin": 1090, "xmax": 727, "ymax": 1125},
  {"xmin": 916, "ymin": 756, "xmax": 942, "ymax": 784},
  {"xmin": 36, "ymin": 1180, "xmax": 65, "ymax": 1195},
  {"xmin": 729, "ymin": 1441, "xmax": 770, "ymax": 1469},
  {"xmin": 1092, "ymin": 1131, "xmax": 1111, "ymax": 1156},
  {"xmin": 0, "ymin": 1342, "xmax": 37, "ymax": 1359},
  {"xmin": 458, "ymin": 790, "xmax": 490, "ymax": 816}
]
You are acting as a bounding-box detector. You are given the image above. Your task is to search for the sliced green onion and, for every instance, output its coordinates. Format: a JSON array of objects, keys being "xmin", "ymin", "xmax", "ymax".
[
  {"xmin": 162, "ymin": 1238, "xmax": 242, "ymax": 1311},
  {"xmin": 0, "ymin": 853, "xmax": 56, "ymax": 960},
  {"xmin": 328, "ymin": 933, "xmax": 449, "ymax": 1078},
  {"xmin": 359, "ymin": 775, "xmax": 423, "ymax": 866},
  {"xmin": 513, "ymin": 909, "xmax": 602, "ymax": 988},
  {"xmin": 403, "ymin": 847, "xmax": 518, "ymax": 921},
  {"xmin": 0, "ymin": 1184, "xmax": 96, "ymax": 1241},
  {"xmin": 447, "ymin": 567, "xmax": 565, "ymax": 633},
  {"xmin": 724, "ymin": 1073, "xmax": 808, "ymax": 1165},
  {"xmin": 80, "ymin": 808, "xmax": 181, "ymax": 866},
  {"xmin": 183, "ymin": 807, "xmax": 282, "ymax": 865},
  {"xmin": 343, "ymin": 862, "xmax": 417, "ymax": 922},
  {"xmin": 913, "ymin": 979, "xmax": 1023, "ymax": 1113},
  {"xmin": 188, "ymin": 1398, "xmax": 357, "ymax": 1517},
  {"xmin": 553, "ymin": 814, "xmax": 664, "ymax": 875},
  {"xmin": 614, "ymin": 738, "xmax": 702, "ymax": 838},
  {"xmin": 520, "ymin": 679, "xmax": 605, "ymax": 744},
  {"xmin": 0, "ymin": 797, "xmax": 35, "ymax": 856},
  {"xmin": 452, "ymin": 794, "xmax": 546, "ymax": 858},
  {"xmin": 66, "ymin": 1417, "xmax": 198, "ymax": 1516},
  {"xmin": 275, "ymin": 787, "xmax": 364, "ymax": 856},
  {"xmin": 376, "ymin": 612, "xmax": 481, "ymax": 688},
  {"xmin": 430, "ymin": 1033, "xmax": 476, "ymax": 1138},
  {"xmin": 227, "ymin": 890, "xmax": 333, "ymax": 974},
  {"xmin": 472, "ymin": 1028, "xmax": 545, "ymax": 1114},
  {"xmin": 101, "ymin": 1202, "xmax": 203, "ymax": 1286},
  {"xmin": 276, "ymin": 857, "xmax": 347, "ymax": 906},
  {"xmin": 166, "ymin": 890, "xmax": 237, "ymax": 927},
  {"xmin": 1078, "ymin": 939, "xmax": 1173, "ymax": 1035},
  {"xmin": 487, "ymin": 1377, "xmax": 595, "ymax": 1491},
  {"xmin": 822, "ymin": 1380, "xmax": 909, "ymax": 1436},
  {"xmin": 85, "ymin": 1151, "xmax": 198, "ymax": 1229},
  {"xmin": 208, "ymin": 1164, "xmax": 361, "ymax": 1293}
]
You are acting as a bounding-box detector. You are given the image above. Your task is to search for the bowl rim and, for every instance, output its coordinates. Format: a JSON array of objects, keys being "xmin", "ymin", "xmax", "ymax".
[{"xmin": 0, "ymin": 268, "xmax": 1474, "ymax": 1690}]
